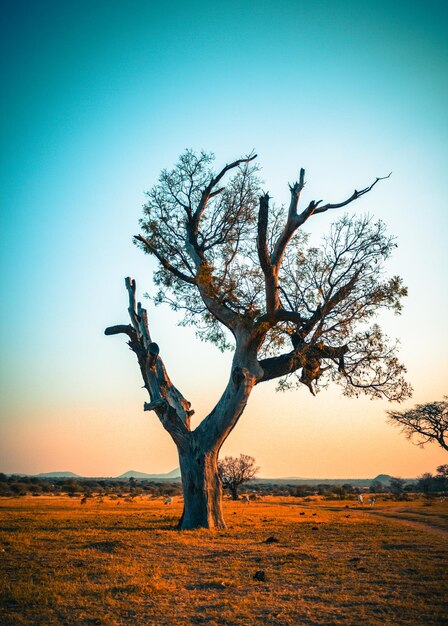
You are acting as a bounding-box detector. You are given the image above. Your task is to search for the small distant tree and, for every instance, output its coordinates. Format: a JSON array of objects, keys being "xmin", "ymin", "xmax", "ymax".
[
  {"xmin": 331, "ymin": 485, "xmax": 347, "ymax": 500},
  {"xmin": 417, "ymin": 472, "xmax": 436, "ymax": 496},
  {"xmin": 218, "ymin": 454, "xmax": 259, "ymax": 500},
  {"xmin": 387, "ymin": 398, "xmax": 448, "ymax": 451},
  {"xmin": 389, "ymin": 477, "xmax": 406, "ymax": 497},
  {"xmin": 291, "ymin": 484, "xmax": 314, "ymax": 497},
  {"xmin": 106, "ymin": 150, "xmax": 411, "ymax": 529},
  {"xmin": 29, "ymin": 483, "xmax": 42, "ymax": 495},
  {"xmin": 369, "ymin": 480, "xmax": 383, "ymax": 493},
  {"xmin": 417, "ymin": 465, "xmax": 448, "ymax": 496},
  {"xmin": 10, "ymin": 483, "xmax": 27, "ymax": 496},
  {"xmin": 62, "ymin": 479, "xmax": 79, "ymax": 495}
]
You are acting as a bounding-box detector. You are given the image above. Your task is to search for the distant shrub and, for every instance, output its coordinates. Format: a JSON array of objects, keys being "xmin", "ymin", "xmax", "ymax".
[
  {"xmin": 0, "ymin": 483, "xmax": 12, "ymax": 496},
  {"xmin": 9, "ymin": 483, "xmax": 28, "ymax": 496},
  {"xmin": 291, "ymin": 485, "xmax": 315, "ymax": 497}
]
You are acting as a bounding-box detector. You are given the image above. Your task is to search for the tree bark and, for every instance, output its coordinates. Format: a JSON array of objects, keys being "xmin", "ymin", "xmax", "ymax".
[{"xmin": 178, "ymin": 441, "xmax": 225, "ymax": 530}]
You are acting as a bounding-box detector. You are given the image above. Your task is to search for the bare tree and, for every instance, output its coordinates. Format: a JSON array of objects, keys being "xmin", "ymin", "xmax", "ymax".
[
  {"xmin": 106, "ymin": 150, "xmax": 411, "ymax": 529},
  {"xmin": 218, "ymin": 454, "xmax": 259, "ymax": 500},
  {"xmin": 387, "ymin": 398, "xmax": 448, "ymax": 451}
]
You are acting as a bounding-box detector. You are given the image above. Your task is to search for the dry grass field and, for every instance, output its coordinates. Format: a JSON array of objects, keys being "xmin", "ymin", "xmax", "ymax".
[{"xmin": 0, "ymin": 495, "xmax": 447, "ymax": 625}]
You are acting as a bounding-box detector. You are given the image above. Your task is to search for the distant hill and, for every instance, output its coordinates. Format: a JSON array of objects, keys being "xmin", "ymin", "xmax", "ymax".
[
  {"xmin": 372, "ymin": 474, "xmax": 393, "ymax": 484},
  {"xmin": 116, "ymin": 468, "xmax": 181, "ymax": 480},
  {"xmin": 36, "ymin": 471, "xmax": 81, "ymax": 478},
  {"xmin": 254, "ymin": 474, "xmax": 409, "ymax": 487}
]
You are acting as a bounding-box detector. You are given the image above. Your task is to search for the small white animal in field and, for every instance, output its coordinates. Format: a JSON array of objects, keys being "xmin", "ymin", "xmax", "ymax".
[
  {"xmin": 164, "ymin": 497, "xmax": 173, "ymax": 505},
  {"xmin": 241, "ymin": 495, "xmax": 250, "ymax": 504},
  {"xmin": 367, "ymin": 497, "xmax": 376, "ymax": 506},
  {"xmin": 357, "ymin": 495, "xmax": 364, "ymax": 506},
  {"xmin": 440, "ymin": 496, "xmax": 446, "ymax": 502}
]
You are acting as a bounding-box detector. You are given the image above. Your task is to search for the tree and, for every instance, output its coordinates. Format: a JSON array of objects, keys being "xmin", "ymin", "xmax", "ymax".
[
  {"xmin": 106, "ymin": 150, "xmax": 411, "ymax": 529},
  {"xmin": 218, "ymin": 454, "xmax": 259, "ymax": 500},
  {"xmin": 417, "ymin": 472, "xmax": 436, "ymax": 495},
  {"xmin": 387, "ymin": 398, "xmax": 448, "ymax": 451},
  {"xmin": 331, "ymin": 486, "xmax": 347, "ymax": 500},
  {"xmin": 369, "ymin": 480, "xmax": 383, "ymax": 494},
  {"xmin": 389, "ymin": 476, "xmax": 406, "ymax": 497},
  {"xmin": 416, "ymin": 466, "xmax": 448, "ymax": 496}
]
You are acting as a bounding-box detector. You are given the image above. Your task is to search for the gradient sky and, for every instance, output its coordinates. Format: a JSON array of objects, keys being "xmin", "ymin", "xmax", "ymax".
[{"xmin": 1, "ymin": 0, "xmax": 447, "ymax": 478}]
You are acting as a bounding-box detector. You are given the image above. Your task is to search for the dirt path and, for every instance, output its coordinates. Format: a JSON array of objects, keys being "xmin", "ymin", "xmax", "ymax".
[{"xmin": 361, "ymin": 507, "xmax": 448, "ymax": 539}]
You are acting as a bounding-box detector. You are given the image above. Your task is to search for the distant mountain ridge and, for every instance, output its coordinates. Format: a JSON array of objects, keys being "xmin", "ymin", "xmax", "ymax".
[
  {"xmin": 116, "ymin": 469, "xmax": 181, "ymax": 480},
  {"xmin": 7, "ymin": 471, "xmax": 415, "ymax": 485},
  {"xmin": 7, "ymin": 469, "xmax": 181, "ymax": 480},
  {"xmin": 254, "ymin": 474, "xmax": 413, "ymax": 487},
  {"xmin": 36, "ymin": 471, "xmax": 81, "ymax": 478}
]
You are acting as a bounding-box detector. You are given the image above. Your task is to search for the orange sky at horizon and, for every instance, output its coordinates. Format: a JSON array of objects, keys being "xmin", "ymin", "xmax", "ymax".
[{"xmin": 1, "ymin": 377, "xmax": 446, "ymax": 479}]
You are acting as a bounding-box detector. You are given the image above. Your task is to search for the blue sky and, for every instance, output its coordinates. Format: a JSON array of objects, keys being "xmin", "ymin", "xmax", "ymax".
[{"xmin": 1, "ymin": 0, "xmax": 447, "ymax": 476}]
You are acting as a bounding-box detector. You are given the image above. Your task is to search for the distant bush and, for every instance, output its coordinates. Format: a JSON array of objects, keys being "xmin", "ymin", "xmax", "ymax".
[
  {"xmin": 291, "ymin": 485, "xmax": 315, "ymax": 497},
  {"xmin": 0, "ymin": 475, "xmax": 187, "ymax": 498},
  {"xmin": 416, "ymin": 466, "xmax": 448, "ymax": 496},
  {"xmin": 0, "ymin": 483, "xmax": 12, "ymax": 496},
  {"xmin": 10, "ymin": 483, "xmax": 28, "ymax": 495}
]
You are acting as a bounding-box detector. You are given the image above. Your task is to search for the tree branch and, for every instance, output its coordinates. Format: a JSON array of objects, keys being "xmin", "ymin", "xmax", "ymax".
[
  {"xmin": 255, "ymin": 169, "xmax": 307, "ymax": 325},
  {"xmin": 272, "ymin": 168, "xmax": 305, "ymax": 265},
  {"xmin": 267, "ymin": 172, "xmax": 391, "ymax": 283},
  {"xmin": 303, "ymin": 173, "xmax": 392, "ymax": 221},
  {"xmin": 301, "ymin": 270, "xmax": 361, "ymax": 337},
  {"xmin": 104, "ymin": 324, "xmax": 136, "ymax": 340},
  {"xmin": 256, "ymin": 193, "xmax": 279, "ymax": 315},
  {"xmin": 134, "ymin": 234, "xmax": 196, "ymax": 285},
  {"xmin": 254, "ymin": 268, "xmax": 358, "ymax": 342},
  {"xmin": 191, "ymin": 154, "xmax": 257, "ymax": 236},
  {"xmin": 257, "ymin": 193, "xmax": 271, "ymax": 274},
  {"xmin": 105, "ymin": 277, "xmax": 193, "ymax": 447},
  {"xmin": 258, "ymin": 349, "xmax": 305, "ymax": 382},
  {"xmin": 258, "ymin": 342, "xmax": 347, "ymax": 387}
]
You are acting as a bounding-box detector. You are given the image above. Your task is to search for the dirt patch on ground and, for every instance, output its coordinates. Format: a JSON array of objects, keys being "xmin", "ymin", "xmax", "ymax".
[{"xmin": 361, "ymin": 507, "xmax": 448, "ymax": 539}]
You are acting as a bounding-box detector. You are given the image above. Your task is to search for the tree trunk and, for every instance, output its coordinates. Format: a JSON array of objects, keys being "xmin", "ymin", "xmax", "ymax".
[
  {"xmin": 178, "ymin": 443, "xmax": 225, "ymax": 530},
  {"xmin": 230, "ymin": 486, "xmax": 239, "ymax": 500}
]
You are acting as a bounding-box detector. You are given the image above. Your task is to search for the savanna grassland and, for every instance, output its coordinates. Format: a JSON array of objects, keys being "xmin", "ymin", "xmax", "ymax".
[{"xmin": 0, "ymin": 496, "xmax": 447, "ymax": 625}]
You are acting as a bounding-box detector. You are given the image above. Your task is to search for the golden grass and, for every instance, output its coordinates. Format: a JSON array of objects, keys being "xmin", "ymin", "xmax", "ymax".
[{"xmin": 1, "ymin": 495, "xmax": 447, "ymax": 625}]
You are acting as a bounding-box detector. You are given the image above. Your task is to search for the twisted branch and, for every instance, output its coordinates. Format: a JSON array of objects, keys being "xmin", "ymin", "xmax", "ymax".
[{"xmin": 105, "ymin": 277, "xmax": 192, "ymax": 447}]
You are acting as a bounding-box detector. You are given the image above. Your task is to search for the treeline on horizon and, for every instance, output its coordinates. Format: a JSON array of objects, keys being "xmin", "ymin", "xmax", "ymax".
[{"xmin": 0, "ymin": 470, "xmax": 446, "ymax": 499}]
